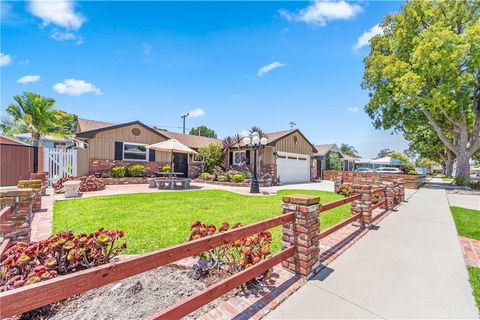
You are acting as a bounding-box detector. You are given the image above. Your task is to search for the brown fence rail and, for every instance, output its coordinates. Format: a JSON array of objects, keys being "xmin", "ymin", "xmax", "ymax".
[{"xmin": 319, "ymin": 194, "xmax": 360, "ymax": 213}]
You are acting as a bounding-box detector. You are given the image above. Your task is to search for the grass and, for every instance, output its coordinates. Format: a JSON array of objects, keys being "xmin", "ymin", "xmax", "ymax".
[
  {"xmin": 450, "ymin": 207, "xmax": 480, "ymax": 241},
  {"xmin": 442, "ymin": 177, "xmax": 454, "ymax": 183},
  {"xmin": 468, "ymin": 267, "xmax": 480, "ymax": 308},
  {"xmin": 53, "ymin": 189, "xmax": 350, "ymax": 254}
]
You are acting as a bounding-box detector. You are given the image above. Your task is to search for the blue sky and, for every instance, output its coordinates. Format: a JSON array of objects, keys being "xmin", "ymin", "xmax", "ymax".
[{"xmin": 1, "ymin": 0, "xmax": 408, "ymax": 158}]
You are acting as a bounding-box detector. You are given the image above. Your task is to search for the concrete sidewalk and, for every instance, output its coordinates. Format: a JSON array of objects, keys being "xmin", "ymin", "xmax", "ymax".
[{"xmin": 267, "ymin": 186, "xmax": 478, "ymax": 319}]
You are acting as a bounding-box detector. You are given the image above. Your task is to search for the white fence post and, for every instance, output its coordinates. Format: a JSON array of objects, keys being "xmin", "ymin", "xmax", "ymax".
[{"xmin": 43, "ymin": 148, "xmax": 78, "ymax": 185}]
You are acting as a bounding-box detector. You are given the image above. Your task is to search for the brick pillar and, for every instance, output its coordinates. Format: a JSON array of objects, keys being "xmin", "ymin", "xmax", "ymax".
[
  {"xmin": 334, "ymin": 177, "xmax": 343, "ymax": 193},
  {"xmin": 351, "ymin": 185, "xmax": 373, "ymax": 228},
  {"xmin": 281, "ymin": 194, "xmax": 321, "ymax": 278},
  {"xmin": 384, "ymin": 182, "xmax": 395, "ymax": 210},
  {"xmin": 17, "ymin": 180, "xmax": 42, "ymax": 212},
  {"xmin": 0, "ymin": 189, "xmax": 35, "ymax": 242},
  {"xmin": 396, "ymin": 178, "xmax": 405, "ymax": 202},
  {"xmin": 30, "ymin": 172, "xmax": 48, "ymax": 195}
]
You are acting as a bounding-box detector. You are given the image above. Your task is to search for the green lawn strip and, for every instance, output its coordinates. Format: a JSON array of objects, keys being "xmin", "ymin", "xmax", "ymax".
[
  {"xmin": 468, "ymin": 267, "xmax": 480, "ymax": 309},
  {"xmin": 450, "ymin": 207, "xmax": 480, "ymax": 241},
  {"xmin": 53, "ymin": 189, "xmax": 350, "ymax": 254}
]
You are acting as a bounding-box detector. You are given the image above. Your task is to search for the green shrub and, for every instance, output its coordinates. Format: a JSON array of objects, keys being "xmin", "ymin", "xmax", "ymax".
[
  {"xmin": 161, "ymin": 165, "xmax": 171, "ymax": 172},
  {"xmin": 110, "ymin": 166, "xmax": 126, "ymax": 178},
  {"xmin": 469, "ymin": 180, "xmax": 480, "ymax": 190},
  {"xmin": 200, "ymin": 172, "xmax": 210, "ymax": 180},
  {"xmin": 217, "ymin": 175, "xmax": 228, "ymax": 182},
  {"xmin": 127, "ymin": 165, "xmax": 145, "ymax": 177},
  {"xmin": 232, "ymin": 174, "xmax": 244, "ymax": 183},
  {"xmin": 241, "ymin": 171, "xmax": 251, "ymax": 180},
  {"xmin": 454, "ymin": 176, "xmax": 468, "ymax": 186}
]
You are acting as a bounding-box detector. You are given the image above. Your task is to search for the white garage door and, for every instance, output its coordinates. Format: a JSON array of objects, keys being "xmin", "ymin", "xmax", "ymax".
[{"xmin": 276, "ymin": 152, "xmax": 311, "ymax": 184}]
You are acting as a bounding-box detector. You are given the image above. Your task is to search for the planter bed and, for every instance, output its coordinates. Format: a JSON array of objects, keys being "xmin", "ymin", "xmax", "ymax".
[
  {"xmin": 99, "ymin": 177, "xmax": 149, "ymax": 185},
  {"xmin": 194, "ymin": 179, "xmax": 274, "ymax": 187}
]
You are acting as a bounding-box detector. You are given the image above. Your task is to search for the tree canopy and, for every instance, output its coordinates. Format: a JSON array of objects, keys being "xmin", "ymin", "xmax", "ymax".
[
  {"xmin": 377, "ymin": 148, "xmax": 393, "ymax": 158},
  {"xmin": 1, "ymin": 92, "xmax": 76, "ymax": 146},
  {"xmin": 362, "ymin": 0, "xmax": 480, "ymax": 180},
  {"xmin": 189, "ymin": 125, "xmax": 217, "ymax": 138},
  {"xmin": 339, "ymin": 143, "xmax": 360, "ymax": 157}
]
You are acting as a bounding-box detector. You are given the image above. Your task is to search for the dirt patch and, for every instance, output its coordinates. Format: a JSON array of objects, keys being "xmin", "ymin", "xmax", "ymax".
[{"xmin": 39, "ymin": 265, "xmax": 233, "ymax": 320}]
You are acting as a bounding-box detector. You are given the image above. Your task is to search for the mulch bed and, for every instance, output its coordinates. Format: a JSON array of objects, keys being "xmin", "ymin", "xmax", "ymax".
[{"xmin": 18, "ymin": 265, "xmax": 238, "ymax": 320}]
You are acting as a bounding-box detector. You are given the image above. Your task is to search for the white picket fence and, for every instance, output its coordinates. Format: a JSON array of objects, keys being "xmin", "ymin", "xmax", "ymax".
[{"xmin": 43, "ymin": 148, "xmax": 77, "ymax": 185}]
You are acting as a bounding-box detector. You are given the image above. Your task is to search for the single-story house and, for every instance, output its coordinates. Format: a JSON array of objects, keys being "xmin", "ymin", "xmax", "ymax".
[
  {"xmin": 75, "ymin": 119, "xmax": 221, "ymax": 178},
  {"xmin": 225, "ymin": 129, "xmax": 317, "ymax": 184},
  {"xmin": 313, "ymin": 144, "xmax": 357, "ymax": 178}
]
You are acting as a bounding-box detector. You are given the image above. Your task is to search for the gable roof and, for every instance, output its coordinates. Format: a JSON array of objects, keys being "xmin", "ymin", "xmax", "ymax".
[
  {"xmin": 314, "ymin": 144, "xmax": 338, "ymax": 156},
  {"xmin": 75, "ymin": 120, "xmax": 169, "ymax": 140},
  {"xmin": 230, "ymin": 129, "xmax": 317, "ymax": 152},
  {"xmin": 77, "ymin": 118, "xmax": 114, "ymax": 133},
  {"xmin": 158, "ymin": 131, "xmax": 221, "ymax": 149}
]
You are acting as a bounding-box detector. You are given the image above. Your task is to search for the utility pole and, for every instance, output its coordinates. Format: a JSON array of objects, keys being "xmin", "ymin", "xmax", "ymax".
[
  {"xmin": 289, "ymin": 121, "xmax": 296, "ymax": 129},
  {"xmin": 181, "ymin": 113, "xmax": 189, "ymax": 134}
]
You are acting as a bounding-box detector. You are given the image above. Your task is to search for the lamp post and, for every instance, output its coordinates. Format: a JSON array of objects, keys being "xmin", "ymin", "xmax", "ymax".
[{"xmin": 243, "ymin": 132, "xmax": 268, "ymax": 193}]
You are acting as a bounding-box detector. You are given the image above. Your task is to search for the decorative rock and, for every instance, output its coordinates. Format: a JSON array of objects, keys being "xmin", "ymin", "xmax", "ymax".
[{"xmin": 63, "ymin": 180, "xmax": 81, "ymax": 198}]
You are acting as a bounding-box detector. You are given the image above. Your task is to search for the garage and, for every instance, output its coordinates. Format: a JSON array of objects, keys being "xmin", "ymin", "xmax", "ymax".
[{"xmin": 276, "ymin": 151, "xmax": 311, "ymax": 184}]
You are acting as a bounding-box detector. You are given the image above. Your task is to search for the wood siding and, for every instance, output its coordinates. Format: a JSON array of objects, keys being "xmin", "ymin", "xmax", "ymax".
[
  {"xmin": 77, "ymin": 148, "xmax": 90, "ymax": 176},
  {"xmin": 0, "ymin": 144, "xmax": 34, "ymax": 186},
  {"xmin": 87, "ymin": 125, "xmax": 170, "ymax": 162},
  {"xmin": 274, "ymin": 132, "xmax": 314, "ymax": 156}
]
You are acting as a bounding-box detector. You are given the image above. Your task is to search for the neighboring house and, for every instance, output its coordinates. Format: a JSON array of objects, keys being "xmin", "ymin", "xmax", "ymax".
[
  {"xmin": 0, "ymin": 135, "xmax": 32, "ymax": 146},
  {"xmin": 15, "ymin": 133, "xmax": 74, "ymax": 149},
  {"xmin": 0, "ymin": 135, "xmax": 36, "ymax": 186},
  {"xmin": 313, "ymin": 144, "xmax": 357, "ymax": 179},
  {"xmin": 75, "ymin": 119, "xmax": 221, "ymax": 178},
  {"xmin": 225, "ymin": 129, "xmax": 317, "ymax": 184}
]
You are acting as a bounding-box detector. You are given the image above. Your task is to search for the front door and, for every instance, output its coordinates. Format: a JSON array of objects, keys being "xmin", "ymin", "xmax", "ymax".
[{"xmin": 173, "ymin": 153, "xmax": 188, "ymax": 178}]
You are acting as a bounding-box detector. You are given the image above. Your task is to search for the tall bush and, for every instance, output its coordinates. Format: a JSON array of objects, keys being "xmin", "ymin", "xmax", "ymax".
[
  {"xmin": 328, "ymin": 152, "xmax": 341, "ymax": 171},
  {"xmin": 198, "ymin": 144, "xmax": 223, "ymax": 172}
]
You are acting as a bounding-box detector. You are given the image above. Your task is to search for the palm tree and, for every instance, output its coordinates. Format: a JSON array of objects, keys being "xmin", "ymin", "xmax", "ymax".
[{"xmin": 1, "ymin": 92, "xmax": 75, "ymax": 146}]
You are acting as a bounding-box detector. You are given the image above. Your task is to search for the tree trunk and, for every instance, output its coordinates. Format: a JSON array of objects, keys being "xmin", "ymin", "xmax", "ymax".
[
  {"xmin": 455, "ymin": 151, "xmax": 470, "ymax": 181},
  {"xmin": 445, "ymin": 151, "xmax": 454, "ymax": 177}
]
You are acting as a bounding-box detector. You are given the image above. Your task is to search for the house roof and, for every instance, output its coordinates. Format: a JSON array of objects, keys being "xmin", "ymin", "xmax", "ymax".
[
  {"xmin": 76, "ymin": 118, "xmax": 114, "ymax": 133},
  {"xmin": 232, "ymin": 129, "xmax": 317, "ymax": 152},
  {"xmin": 0, "ymin": 135, "xmax": 32, "ymax": 146},
  {"xmin": 75, "ymin": 120, "xmax": 169, "ymax": 140},
  {"xmin": 342, "ymin": 154, "xmax": 360, "ymax": 162},
  {"xmin": 314, "ymin": 144, "xmax": 338, "ymax": 156},
  {"xmin": 158, "ymin": 131, "xmax": 221, "ymax": 149}
]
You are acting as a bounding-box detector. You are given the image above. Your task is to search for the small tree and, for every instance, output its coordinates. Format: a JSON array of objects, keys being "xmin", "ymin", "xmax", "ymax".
[
  {"xmin": 388, "ymin": 152, "xmax": 416, "ymax": 174},
  {"xmin": 198, "ymin": 143, "xmax": 222, "ymax": 172},
  {"xmin": 328, "ymin": 152, "xmax": 341, "ymax": 170}
]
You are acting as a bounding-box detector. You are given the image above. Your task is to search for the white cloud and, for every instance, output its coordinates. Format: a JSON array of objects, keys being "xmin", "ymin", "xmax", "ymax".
[
  {"xmin": 17, "ymin": 75, "xmax": 41, "ymax": 84},
  {"xmin": 239, "ymin": 130, "xmax": 249, "ymax": 137},
  {"xmin": 354, "ymin": 24, "xmax": 383, "ymax": 50},
  {"xmin": 28, "ymin": 0, "xmax": 85, "ymax": 29},
  {"xmin": 51, "ymin": 29, "xmax": 82, "ymax": 43},
  {"xmin": 348, "ymin": 106, "xmax": 359, "ymax": 113},
  {"xmin": 0, "ymin": 53, "xmax": 12, "ymax": 66},
  {"xmin": 280, "ymin": 0, "xmax": 362, "ymax": 26},
  {"xmin": 257, "ymin": 61, "xmax": 287, "ymax": 76},
  {"xmin": 53, "ymin": 79, "xmax": 102, "ymax": 96},
  {"xmin": 188, "ymin": 108, "xmax": 206, "ymax": 118},
  {"xmin": 19, "ymin": 59, "xmax": 30, "ymax": 65}
]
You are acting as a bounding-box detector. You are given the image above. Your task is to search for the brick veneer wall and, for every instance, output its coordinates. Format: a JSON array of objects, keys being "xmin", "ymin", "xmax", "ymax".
[
  {"xmin": 89, "ymin": 160, "xmax": 169, "ymax": 175},
  {"xmin": 188, "ymin": 163, "xmax": 202, "ymax": 179},
  {"xmin": 0, "ymin": 189, "xmax": 35, "ymax": 242},
  {"xmin": 323, "ymin": 170, "xmax": 425, "ymax": 189}
]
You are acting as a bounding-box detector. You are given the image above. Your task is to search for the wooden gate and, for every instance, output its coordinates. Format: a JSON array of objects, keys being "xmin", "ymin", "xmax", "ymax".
[
  {"xmin": 0, "ymin": 143, "xmax": 35, "ymax": 186},
  {"xmin": 43, "ymin": 148, "xmax": 77, "ymax": 185}
]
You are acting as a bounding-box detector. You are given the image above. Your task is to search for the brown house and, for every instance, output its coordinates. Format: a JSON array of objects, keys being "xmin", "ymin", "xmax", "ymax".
[
  {"xmin": 75, "ymin": 119, "xmax": 221, "ymax": 178},
  {"xmin": 225, "ymin": 129, "xmax": 317, "ymax": 184}
]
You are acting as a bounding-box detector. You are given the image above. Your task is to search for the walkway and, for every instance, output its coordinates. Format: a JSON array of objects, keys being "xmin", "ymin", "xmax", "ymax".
[{"xmin": 266, "ymin": 186, "xmax": 478, "ymax": 319}]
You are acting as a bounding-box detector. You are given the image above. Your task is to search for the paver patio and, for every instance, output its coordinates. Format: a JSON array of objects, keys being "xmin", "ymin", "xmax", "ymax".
[{"xmin": 266, "ymin": 185, "xmax": 478, "ymax": 319}]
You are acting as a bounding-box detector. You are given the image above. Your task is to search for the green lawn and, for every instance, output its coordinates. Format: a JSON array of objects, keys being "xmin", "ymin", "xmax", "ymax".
[
  {"xmin": 450, "ymin": 207, "xmax": 480, "ymax": 241},
  {"xmin": 53, "ymin": 189, "xmax": 350, "ymax": 254},
  {"xmin": 468, "ymin": 267, "xmax": 480, "ymax": 308}
]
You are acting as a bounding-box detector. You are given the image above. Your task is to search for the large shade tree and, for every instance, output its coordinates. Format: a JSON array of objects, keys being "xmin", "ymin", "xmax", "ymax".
[
  {"xmin": 1, "ymin": 92, "xmax": 75, "ymax": 146},
  {"xmin": 189, "ymin": 125, "xmax": 217, "ymax": 138},
  {"xmin": 362, "ymin": 0, "xmax": 480, "ymax": 180}
]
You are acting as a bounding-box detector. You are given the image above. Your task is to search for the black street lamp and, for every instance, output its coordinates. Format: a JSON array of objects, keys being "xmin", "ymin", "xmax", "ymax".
[{"xmin": 243, "ymin": 132, "xmax": 268, "ymax": 193}]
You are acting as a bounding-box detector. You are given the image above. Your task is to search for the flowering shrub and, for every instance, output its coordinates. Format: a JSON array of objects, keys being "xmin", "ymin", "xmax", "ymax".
[
  {"xmin": 110, "ymin": 166, "xmax": 126, "ymax": 178},
  {"xmin": 200, "ymin": 172, "xmax": 210, "ymax": 180},
  {"xmin": 217, "ymin": 175, "xmax": 228, "ymax": 182},
  {"xmin": 0, "ymin": 228, "xmax": 126, "ymax": 292},
  {"xmin": 162, "ymin": 165, "xmax": 171, "ymax": 172},
  {"xmin": 231, "ymin": 174, "xmax": 244, "ymax": 183},
  {"xmin": 371, "ymin": 194, "xmax": 379, "ymax": 204},
  {"xmin": 127, "ymin": 165, "xmax": 145, "ymax": 177},
  {"xmin": 337, "ymin": 183, "xmax": 353, "ymax": 197},
  {"xmin": 189, "ymin": 221, "xmax": 272, "ymax": 279}
]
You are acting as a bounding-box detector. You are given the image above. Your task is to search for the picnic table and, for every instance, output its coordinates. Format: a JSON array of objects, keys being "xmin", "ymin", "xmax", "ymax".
[{"xmin": 148, "ymin": 172, "xmax": 191, "ymax": 189}]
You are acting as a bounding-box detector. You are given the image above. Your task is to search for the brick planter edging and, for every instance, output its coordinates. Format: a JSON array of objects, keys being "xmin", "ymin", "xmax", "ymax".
[{"xmin": 99, "ymin": 177, "xmax": 149, "ymax": 185}]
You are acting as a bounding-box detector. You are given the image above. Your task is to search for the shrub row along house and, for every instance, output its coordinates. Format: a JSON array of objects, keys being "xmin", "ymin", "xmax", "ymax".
[{"xmin": 74, "ymin": 119, "xmax": 319, "ymax": 184}]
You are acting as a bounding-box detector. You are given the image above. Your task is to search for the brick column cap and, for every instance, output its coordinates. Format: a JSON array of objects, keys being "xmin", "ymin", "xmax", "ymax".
[
  {"xmin": 0, "ymin": 189, "xmax": 35, "ymax": 197},
  {"xmin": 282, "ymin": 194, "xmax": 320, "ymax": 205},
  {"xmin": 352, "ymin": 184, "xmax": 373, "ymax": 190}
]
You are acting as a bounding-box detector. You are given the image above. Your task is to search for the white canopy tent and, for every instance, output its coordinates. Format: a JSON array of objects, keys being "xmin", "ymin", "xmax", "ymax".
[{"xmin": 355, "ymin": 156, "xmax": 404, "ymax": 169}]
